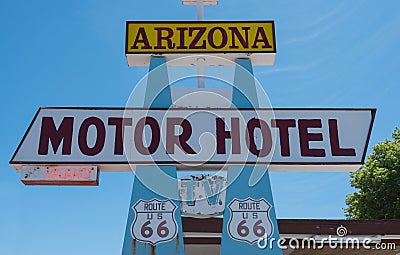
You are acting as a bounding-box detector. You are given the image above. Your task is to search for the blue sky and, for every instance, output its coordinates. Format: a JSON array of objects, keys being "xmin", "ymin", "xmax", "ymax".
[{"xmin": 1, "ymin": 1, "xmax": 400, "ymax": 254}]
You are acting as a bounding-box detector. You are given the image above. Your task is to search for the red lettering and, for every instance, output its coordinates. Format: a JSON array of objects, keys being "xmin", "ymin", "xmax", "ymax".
[
  {"xmin": 134, "ymin": 117, "xmax": 160, "ymax": 155},
  {"xmin": 78, "ymin": 168, "xmax": 92, "ymax": 179},
  {"xmin": 229, "ymin": 27, "xmax": 250, "ymax": 49},
  {"xmin": 78, "ymin": 117, "xmax": 106, "ymax": 156},
  {"xmin": 176, "ymin": 27, "xmax": 188, "ymax": 49},
  {"xmin": 208, "ymin": 27, "xmax": 228, "ymax": 49},
  {"xmin": 246, "ymin": 118, "xmax": 272, "ymax": 157},
  {"xmin": 252, "ymin": 26, "xmax": 272, "ymax": 49},
  {"xmin": 154, "ymin": 27, "xmax": 175, "ymax": 49},
  {"xmin": 166, "ymin": 118, "xmax": 196, "ymax": 154},
  {"xmin": 38, "ymin": 117, "xmax": 73, "ymax": 155},
  {"xmin": 108, "ymin": 118, "xmax": 132, "ymax": 155},
  {"xmin": 44, "ymin": 167, "xmax": 94, "ymax": 181},
  {"xmin": 131, "ymin": 27, "xmax": 151, "ymax": 49},
  {"xmin": 216, "ymin": 118, "xmax": 241, "ymax": 154},
  {"xmin": 188, "ymin": 27, "xmax": 206, "ymax": 49},
  {"xmin": 62, "ymin": 168, "xmax": 75, "ymax": 180},
  {"xmin": 298, "ymin": 119, "xmax": 325, "ymax": 157},
  {"xmin": 46, "ymin": 168, "xmax": 58, "ymax": 179},
  {"xmin": 271, "ymin": 119, "xmax": 296, "ymax": 157},
  {"xmin": 329, "ymin": 119, "xmax": 356, "ymax": 156}
]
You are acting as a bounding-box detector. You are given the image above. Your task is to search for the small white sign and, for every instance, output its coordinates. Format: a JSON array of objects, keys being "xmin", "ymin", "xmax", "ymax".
[
  {"xmin": 179, "ymin": 174, "xmax": 226, "ymax": 218},
  {"xmin": 131, "ymin": 199, "xmax": 178, "ymax": 246},
  {"xmin": 227, "ymin": 198, "xmax": 274, "ymax": 244},
  {"xmin": 20, "ymin": 166, "xmax": 98, "ymax": 185}
]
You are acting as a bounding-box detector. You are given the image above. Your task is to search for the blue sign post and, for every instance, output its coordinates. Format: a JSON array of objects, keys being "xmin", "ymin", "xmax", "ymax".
[
  {"xmin": 121, "ymin": 56, "xmax": 185, "ymax": 255},
  {"xmin": 220, "ymin": 58, "xmax": 282, "ymax": 255}
]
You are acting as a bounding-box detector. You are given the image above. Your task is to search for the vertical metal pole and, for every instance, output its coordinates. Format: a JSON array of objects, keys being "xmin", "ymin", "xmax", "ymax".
[
  {"xmin": 196, "ymin": 0, "xmax": 204, "ymax": 20},
  {"xmin": 197, "ymin": 0, "xmax": 205, "ymax": 88},
  {"xmin": 197, "ymin": 57, "xmax": 205, "ymax": 88}
]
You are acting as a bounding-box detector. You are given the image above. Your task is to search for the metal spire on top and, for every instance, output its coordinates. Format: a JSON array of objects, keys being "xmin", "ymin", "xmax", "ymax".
[
  {"xmin": 183, "ymin": 0, "xmax": 218, "ymax": 88},
  {"xmin": 196, "ymin": 0, "xmax": 205, "ymax": 88}
]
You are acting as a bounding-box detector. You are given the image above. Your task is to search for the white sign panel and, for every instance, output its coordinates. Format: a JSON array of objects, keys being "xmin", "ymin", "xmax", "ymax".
[
  {"xmin": 227, "ymin": 198, "xmax": 273, "ymax": 244},
  {"xmin": 10, "ymin": 107, "xmax": 375, "ymax": 172},
  {"xmin": 179, "ymin": 174, "xmax": 226, "ymax": 218},
  {"xmin": 131, "ymin": 199, "xmax": 178, "ymax": 245},
  {"xmin": 21, "ymin": 165, "xmax": 98, "ymax": 185}
]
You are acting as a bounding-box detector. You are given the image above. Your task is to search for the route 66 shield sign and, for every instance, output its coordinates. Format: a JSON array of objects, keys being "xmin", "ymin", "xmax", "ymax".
[
  {"xmin": 131, "ymin": 199, "xmax": 178, "ymax": 246},
  {"xmin": 227, "ymin": 197, "xmax": 274, "ymax": 244}
]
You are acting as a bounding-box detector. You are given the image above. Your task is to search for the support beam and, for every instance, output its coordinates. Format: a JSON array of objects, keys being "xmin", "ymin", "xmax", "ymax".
[
  {"xmin": 231, "ymin": 58, "xmax": 259, "ymax": 108},
  {"xmin": 144, "ymin": 56, "xmax": 172, "ymax": 108}
]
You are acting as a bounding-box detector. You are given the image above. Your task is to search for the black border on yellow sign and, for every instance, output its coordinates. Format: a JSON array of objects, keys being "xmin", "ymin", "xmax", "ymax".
[{"xmin": 125, "ymin": 21, "xmax": 277, "ymax": 54}]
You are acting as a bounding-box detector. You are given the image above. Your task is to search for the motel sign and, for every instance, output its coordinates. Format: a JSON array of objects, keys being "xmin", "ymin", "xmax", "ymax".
[{"xmin": 11, "ymin": 108, "xmax": 374, "ymax": 171}]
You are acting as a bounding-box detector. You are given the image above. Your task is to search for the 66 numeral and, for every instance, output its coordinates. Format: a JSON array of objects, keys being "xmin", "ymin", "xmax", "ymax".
[
  {"xmin": 237, "ymin": 219, "xmax": 265, "ymax": 237},
  {"xmin": 141, "ymin": 220, "xmax": 169, "ymax": 238}
]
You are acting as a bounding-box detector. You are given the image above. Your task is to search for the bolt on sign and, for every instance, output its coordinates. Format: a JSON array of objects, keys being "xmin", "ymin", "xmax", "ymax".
[
  {"xmin": 125, "ymin": 21, "xmax": 276, "ymax": 66},
  {"xmin": 10, "ymin": 107, "xmax": 375, "ymax": 173}
]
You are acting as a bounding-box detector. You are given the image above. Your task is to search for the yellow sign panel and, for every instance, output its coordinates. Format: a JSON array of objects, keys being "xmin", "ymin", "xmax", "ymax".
[{"xmin": 125, "ymin": 21, "xmax": 276, "ymax": 54}]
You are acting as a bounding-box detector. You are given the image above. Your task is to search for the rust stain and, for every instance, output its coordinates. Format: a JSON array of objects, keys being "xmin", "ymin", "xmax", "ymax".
[
  {"xmin": 149, "ymin": 244, "xmax": 156, "ymax": 255},
  {"xmin": 175, "ymin": 233, "xmax": 180, "ymax": 251},
  {"xmin": 131, "ymin": 239, "xmax": 136, "ymax": 254}
]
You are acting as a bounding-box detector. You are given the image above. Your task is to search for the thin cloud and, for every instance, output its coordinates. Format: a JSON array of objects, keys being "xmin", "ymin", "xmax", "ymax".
[
  {"xmin": 280, "ymin": 2, "xmax": 347, "ymax": 46},
  {"xmin": 255, "ymin": 66, "xmax": 304, "ymax": 75}
]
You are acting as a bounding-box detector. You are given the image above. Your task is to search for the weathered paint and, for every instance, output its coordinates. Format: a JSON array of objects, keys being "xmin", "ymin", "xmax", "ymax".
[
  {"xmin": 179, "ymin": 174, "xmax": 226, "ymax": 218},
  {"xmin": 20, "ymin": 165, "xmax": 98, "ymax": 185}
]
